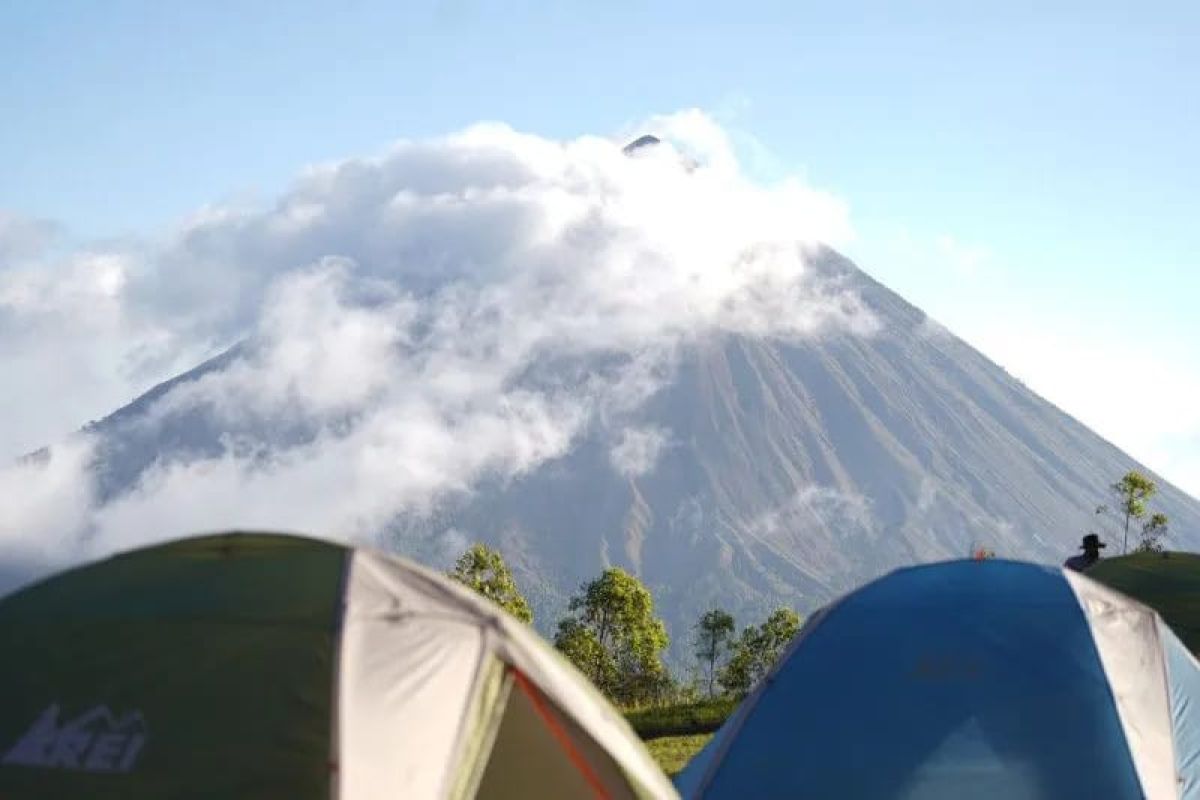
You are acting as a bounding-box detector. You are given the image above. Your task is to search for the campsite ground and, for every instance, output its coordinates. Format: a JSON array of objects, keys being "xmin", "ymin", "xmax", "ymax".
[
  {"xmin": 645, "ymin": 734, "xmax": 713, "ymax": 776},
  {"xmin": 625, "ymin": 698, "xmax": 732, "ymax": 775},
  {"xmin": 624, "ymin": 697, "xmax": 735, "ymax": 739}
]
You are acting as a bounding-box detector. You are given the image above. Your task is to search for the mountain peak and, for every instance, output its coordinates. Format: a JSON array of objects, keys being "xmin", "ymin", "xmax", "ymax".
[{"xmin": 622, "ymin": 134, "xmax": 662, "ymax": 155}]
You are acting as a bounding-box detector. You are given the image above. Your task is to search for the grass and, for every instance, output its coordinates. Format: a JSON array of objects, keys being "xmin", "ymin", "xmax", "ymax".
[
  {"xmin": 623, "ymin": 698, "xmax": 734, "ymax": 777},
  {"xmin": 623, "ymin": 696, "xmax": 737, "ymax": 739},
  {"xmin": 1088, "ymin": 551, "xmax": 1200, "ymax": 654},
  {"xmin": 644, "ymin": 734, "xmax": 714, "ymax": 777}
]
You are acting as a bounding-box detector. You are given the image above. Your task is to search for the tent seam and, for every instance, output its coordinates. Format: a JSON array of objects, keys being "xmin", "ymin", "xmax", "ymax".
[
  {"xmin": 440, "ymin": 622, "xmax": 501, "ymax": 799},
  {"xmin": 512, "ymin": 669, "xmax": 610, "ymax": 800}
]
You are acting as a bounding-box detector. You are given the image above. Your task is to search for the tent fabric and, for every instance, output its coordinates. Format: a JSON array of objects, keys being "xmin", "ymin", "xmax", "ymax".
[
  {"xmin": 337, "ymin": 547, "xmax": 676, "ymax": 800},
  {"xmin": 0, "ymin": 532, "xmax": 677, "ymax": 800},
  {"xmin": 337, "ymin": 548, "xmax": 491, "ymax": 799},
  {"xmin": 677, "ymin": 559, "xmax": 1200, "ymax": 800},
  {"xmin": 1063, "ymin": 568, "xmax": 1177, "ymax": 798},
  {"xmin": 1164, "ymin": 632, "xmax": 1200, "ymax": 799},
  {"xmin": 0, "ymin": 533, "xmax": 345, "ymax": 799}
]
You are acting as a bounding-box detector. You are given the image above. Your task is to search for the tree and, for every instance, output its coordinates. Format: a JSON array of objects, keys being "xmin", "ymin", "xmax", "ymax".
[
  {"xmin": 718, "ymin": 633, "xmax": 755, "ymax": 698},
  {"xmin": 1095, "ymin": 470, "xmax": 1168, "ymax": 554},
  {"xmin": 1138, "ymin": 512, "xmax": 1170, "ymax": 553},
  {"xmin": 694, "ymin": 609, "xmax": 736, "ymax": 698},
  {"xmin": 553, "ymin": 618, "xmax": 616, "ymax": 690},
  {"xmin": 447, "ymin": 543, "xmax": 533, "ymax": 623},
  {"xmin": 719, "ymin": 608, "xmax": 802, "ymax": 697},
  {"xmin": 1109, "ymin": 470, "xmax": 1156, "ymax": 554},
  {"xmin": 553, "ymin": 567, "xmax": 670, "ymax": 705}
]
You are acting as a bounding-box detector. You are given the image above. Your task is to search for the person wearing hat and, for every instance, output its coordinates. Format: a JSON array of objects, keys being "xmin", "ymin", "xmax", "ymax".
[{"xmin": 1064, "ymin": 533, "xmax": 1106, "ymax": 572}]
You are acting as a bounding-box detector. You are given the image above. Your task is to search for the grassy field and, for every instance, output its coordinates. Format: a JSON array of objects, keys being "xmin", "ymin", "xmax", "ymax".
[
  {"xmin": 1088, "ymin": 551, "xmax": 1200, "ymax": 654},
  {"xmin": 623, "ymin": 697, "xmax": 737, "ymax": 739},
  {"xmin": 644, "ymin": 734, "xmax": 713, "ymax": 777},
  {"xmin": 624, "ymin": 698, "xmax": 734, "ymax": 776}
]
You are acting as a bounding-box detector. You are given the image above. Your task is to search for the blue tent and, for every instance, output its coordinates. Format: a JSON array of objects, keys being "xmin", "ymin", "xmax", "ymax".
[{"xmin": 677, "ymin": 560, "xmax": 1200, "ymax": 799}]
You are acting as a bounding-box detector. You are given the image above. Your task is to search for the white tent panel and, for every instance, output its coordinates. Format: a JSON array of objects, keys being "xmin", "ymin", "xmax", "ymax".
[
  {"xmin": 336, "ymin": 547, "xmax": 679, "ymax": 800},
  {"xmin": 1067, "ymin": 570, "xmax": 1178, "ymax": 800},
  {"xmin": 338, "ymin": 551, "xmax": 488, "ymax": 800}
]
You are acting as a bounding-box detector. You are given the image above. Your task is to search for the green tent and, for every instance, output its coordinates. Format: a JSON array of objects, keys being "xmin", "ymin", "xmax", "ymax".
[{"xmin": 0, "ymin": 532, "xmax": 677, "ymax": 799}]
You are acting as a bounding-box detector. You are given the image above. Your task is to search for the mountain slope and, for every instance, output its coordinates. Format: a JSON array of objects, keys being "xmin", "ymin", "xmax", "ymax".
[{"xmin": 82, "ymin": 247, "xmax": 1200, "ymax": 651}]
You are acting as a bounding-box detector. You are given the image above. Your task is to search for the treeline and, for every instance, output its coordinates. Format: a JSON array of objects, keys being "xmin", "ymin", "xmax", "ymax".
[{"xmin": 448, "ymin": 543, "xmax": 801, "ymax": 707}]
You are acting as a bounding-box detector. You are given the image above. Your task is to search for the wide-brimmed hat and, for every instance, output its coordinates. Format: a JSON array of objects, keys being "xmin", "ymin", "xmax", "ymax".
[{"xmin": 1081, "ymin": 533, "xmax": 1107, "ymax": 550}]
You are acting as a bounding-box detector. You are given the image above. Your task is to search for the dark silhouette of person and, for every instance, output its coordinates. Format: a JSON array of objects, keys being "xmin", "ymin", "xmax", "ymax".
[{"xmin": 1064, "ymin": 534, "xmax": 1106, "ymax": 572}]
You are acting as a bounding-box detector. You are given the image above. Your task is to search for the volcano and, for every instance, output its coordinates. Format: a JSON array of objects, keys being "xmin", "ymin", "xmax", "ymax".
[{"xmin": 78, "ymin": 246, "xmax": 1200, "ymax": 654}]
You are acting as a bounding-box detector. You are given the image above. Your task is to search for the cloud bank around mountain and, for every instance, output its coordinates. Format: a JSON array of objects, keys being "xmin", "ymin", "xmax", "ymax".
[{"xmin": 0, "ymin": 110, "xmax": 875, "ymax": 582}]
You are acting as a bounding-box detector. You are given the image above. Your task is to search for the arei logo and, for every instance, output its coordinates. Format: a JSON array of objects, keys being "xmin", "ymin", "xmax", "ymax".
[{"xmin": 2, "ymin": 704, "xmax": 146, "ymax": 773}]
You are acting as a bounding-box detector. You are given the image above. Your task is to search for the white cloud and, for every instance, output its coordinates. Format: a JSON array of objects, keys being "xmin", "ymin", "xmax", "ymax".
[
  {"xmin": 750, "ymin": 485, "xmax": 874, "ymax": 537},
  {"xmin": 0, "ymin": 235, "xmax": 210, "ymax": 458},
  {"xmin": 0, "ymin": 111, "xmax": 875, "ymax": 578},
  {"xmin": 0, "ymin": 439, "xmax": 96, "ymax": 568},
  {"xmin": 609, "ymin": 426, "xmax": 670, "ymax": 478}
]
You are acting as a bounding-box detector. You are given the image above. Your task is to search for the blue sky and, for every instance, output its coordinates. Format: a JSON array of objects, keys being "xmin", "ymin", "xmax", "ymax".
[{"xmin": 2, "ymin": 0, "xmax": 1198, "ymax": 496}]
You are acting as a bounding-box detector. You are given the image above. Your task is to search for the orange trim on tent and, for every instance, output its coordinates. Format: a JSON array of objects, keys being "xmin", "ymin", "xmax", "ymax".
[{"xmin": 511, "ymin": 669, "xmax": 610, "ymax": 800}]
